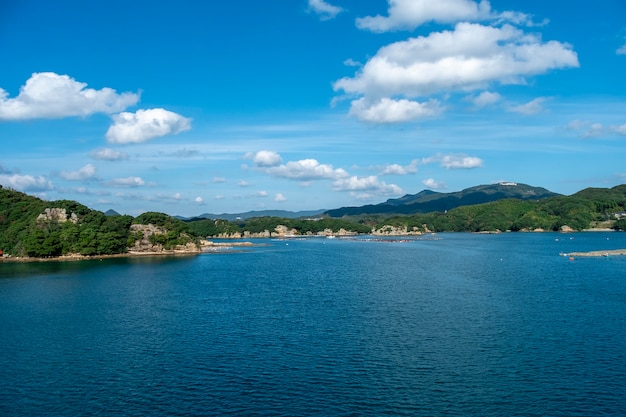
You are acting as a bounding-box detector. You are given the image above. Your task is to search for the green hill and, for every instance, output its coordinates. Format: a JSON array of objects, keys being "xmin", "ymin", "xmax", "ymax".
[
  {"xmin": 325, "ymin": 183, "xmax": 558, "ymax": 217},
  {"xmin": 0, "ymin": 186, "xmax": 197, "ymax": 258}
]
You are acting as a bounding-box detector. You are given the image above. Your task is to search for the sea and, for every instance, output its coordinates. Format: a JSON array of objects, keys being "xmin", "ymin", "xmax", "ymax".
[{"xmin": 1, "ymin": 232, "xmax": 625, "ymax": 416}]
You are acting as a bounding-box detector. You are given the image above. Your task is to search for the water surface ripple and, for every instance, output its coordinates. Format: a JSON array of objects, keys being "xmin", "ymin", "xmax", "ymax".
[{"xmin": 1, "ymin": 233, "xmax": 625, "ymax": 416}]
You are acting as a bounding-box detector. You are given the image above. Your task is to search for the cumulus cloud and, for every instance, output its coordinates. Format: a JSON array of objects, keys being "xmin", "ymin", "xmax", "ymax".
[
  {"xmin": 332, "ymin": 175, "xmax": 403, "ymax": 195},
  {"xmin": 308, "ymin": 0, "xmax": 343, "ymax": 20},
  {"xmin": 238, "ymin": 180, "xmax": 251, "ymax": 187},
  {"xmin": 60, "ymin": 164, "xmax": 97, "ymax": 181},
  {"xmin": 355, "ymin": 0, "xmax": 540, "ymax": 33},
  {"xmin": 0, "ymin": 173, "xmax": 53, "ymax": 191},
  {"xmin": 265, "ymin": 159, "xmax": 349, "ymax": 181},
  {"xmin": 508, "ymin": 97, "xmax": 547, "ymax": 115},
  {"xmin": 422, "ymin": 153, "xmax": 484, "ymax": 169},
  {"xmin": 617, "ymin": 42, "xmax": 626, "ymax": 55},
  {"xmin": 356, "ymin": 0, "xmax": 492, "ymax": 32},
  {"xmin": 109, "ymin": 177, "xmax": 145, "ymax": 187},
  {"xmin": 90, "ymin": 148, "xmax": 129, "ymax": 161},
  {"xmin": 274, "ymin": 193, "xmax": 287, "ymax": 202},
  {"xmin": 422, "ymin": 178, "xmax": 447, "ymax": 189},
  {"xmin": 0, "ymin": 72, "xmax": 138, "ymax": 120},
  {"xmin": 106, "ymin": 108, "xmax": 191, "ymax": 144},
  {"xmin": 349, "ymin": 97, "xmax": 442, "ymax": 123},
  {"xmin": 334, "ymin": 23, "xmax": 578, "ymax": 101},
  {"xmin": 194, "ymin": 196, "xmax": 204, "ymax": 204},
  {"xmin": 380, "ymin": 160, "xmax": 418, "ymax": 175},
  {"xmin": 248, "ymin": 150, "xmax": 283, "ymax": 167}
]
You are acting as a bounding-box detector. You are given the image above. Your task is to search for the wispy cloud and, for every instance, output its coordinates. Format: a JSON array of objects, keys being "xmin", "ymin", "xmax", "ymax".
[
  {"xmin": 90, "ymin": 148, "xmax": 129, "ymax": 161},
  {"xmin": 109, "ymin": 177, "xmax": 145, "ymax": 187},
  {"xmin": 307, "ymin": 0, "xmax": 344, "ymax": 21},
  {"xmin": 0, "ymin": 72, "xmax": 138, "ymax": 120},
  {"xmin": 467, "ymin": 91, "xmax": 502, "ymax": 108},
  {"xmin": 509, "ymin": 97, "xmax": 548, "ymax": 115}
]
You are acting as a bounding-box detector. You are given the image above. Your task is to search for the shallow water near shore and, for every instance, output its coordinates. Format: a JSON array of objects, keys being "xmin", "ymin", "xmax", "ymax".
[{"xmin": 1, "ymin": 232, "xmax": 625, "ymax": 416}]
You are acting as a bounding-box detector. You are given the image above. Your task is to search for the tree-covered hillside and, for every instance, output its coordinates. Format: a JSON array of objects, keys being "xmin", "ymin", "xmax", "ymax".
[{"xmin": 0, "ymin": 187, "xmax": 198, "ymax": 258}]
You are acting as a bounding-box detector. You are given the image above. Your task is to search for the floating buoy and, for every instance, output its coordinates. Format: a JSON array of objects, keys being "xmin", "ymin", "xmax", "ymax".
[{"xmin": 569, "ymin": 257, "xmax": 575, "ymax": 261}]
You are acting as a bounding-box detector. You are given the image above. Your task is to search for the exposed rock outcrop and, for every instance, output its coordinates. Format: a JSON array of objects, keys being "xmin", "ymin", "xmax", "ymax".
[{"xmin": 37, "ymin": 208, "xmax": 78, "ymax": 224}]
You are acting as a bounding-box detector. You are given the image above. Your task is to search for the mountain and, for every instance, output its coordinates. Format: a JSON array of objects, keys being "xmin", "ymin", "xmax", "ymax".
[
  {"xmin": 104, "ymin": 209, "xmax": 121, "ymax": 216},
  {"xmin": 178, "ymin": 209, "xmax": 327, "ymax": 221},
  {"xmin": 325, "ymin": 183, "xmax": 560, "ymax": 217}
]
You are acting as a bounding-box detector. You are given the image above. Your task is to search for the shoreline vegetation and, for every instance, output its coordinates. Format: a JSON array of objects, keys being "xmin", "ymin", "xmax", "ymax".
[{"xmin": 2, "ymin": 184, "xmax": 626, "ymax": 262}]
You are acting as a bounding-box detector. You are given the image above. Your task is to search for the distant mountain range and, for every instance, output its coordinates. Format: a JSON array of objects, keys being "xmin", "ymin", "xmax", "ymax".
[
  {"xmin": 177, "ymin": 209, "xmax": 327, "ymax": 221},
  {"xmin": 325, "ymin": 183, "xmax": 559, "ymax": 217},
  {"xmin": 167, "ymin": 183, "xmax": 559, "ymax": 220}
]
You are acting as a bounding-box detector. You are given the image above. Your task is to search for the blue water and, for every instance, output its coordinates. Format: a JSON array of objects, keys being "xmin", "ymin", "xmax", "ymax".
[{"xmin": 1, "ymin": 232, "xmax": 625, "ymax": 416}]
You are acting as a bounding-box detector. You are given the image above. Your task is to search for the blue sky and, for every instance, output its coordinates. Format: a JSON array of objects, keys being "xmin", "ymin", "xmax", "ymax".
[{"xmin": 1, "ymin": 0, "xmax": 625, "ymax": 216}]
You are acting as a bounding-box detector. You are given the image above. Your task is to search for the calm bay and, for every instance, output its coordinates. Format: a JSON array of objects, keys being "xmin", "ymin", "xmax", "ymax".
[{"xmin": 1, "ymin": 232, "xmax": 625, "ymax": 416}]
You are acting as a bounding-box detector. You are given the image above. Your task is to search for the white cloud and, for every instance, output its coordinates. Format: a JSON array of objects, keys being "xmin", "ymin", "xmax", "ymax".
[
  {"xmin": 332, "ymin": 175, "xmax": 403, "ymax": 195},
  {"xmin": 255, "ymin": 191, "xmax": 269, "ymax": 197},
  {"xmin": 90, "ymin": 148, "xmax": 129, "ymax": 161},
  {"xmin": 308, "ymin": 0, "xmax": 343, "ymax": 20},
  {"xmin": 349, "ymin": 97, "xmax": 442, "ymax": 123},
  {"xmin": 212, "ymin": 177, "xmax": 227, "ymax": 183},
  {"xmin": 0, "ymin": 72, "xmax": 138, "ymax": 120},
  {"xmin": 584, "ymin": 123, "xmax": 605, "ymax": 138},
  {"xmin": 0, "ymin": 173, "xmax": 53, "ymax": 191},
  {"xmin": 110, "ymin": 177, "xmax": 145, "ymax": 187},
  {"xmin": 250, "ymin": 150, "xmax": 282, "ymax": 167},
  {"xmin": 422, "ymin": 153, "xmax": 484, "ymax": 169},
  {"xmin": 334, "ymin": 23, "xmax": 578, "ymax": 100},
  {"xmin": 60, "ymin": 164, "xmax": 97, "ymax": 181},
  {"xmin": 265, "ymin": 159, "xmax": 349, "ymax": 181},
  {"xmin": 468, "ymin": 91, "xmax": 502, "ymax": 108},
  {"xmin": 195, "ymin": 196, "xmax": 204, "ymax": 204},
  {"xmin": 617, "ymin": 43, "xmax": 626, "ymax": 55},
  {"xmin": 422, "ymin": 178, "xmax": 447, "ymax": 189},
  {"xmin": 508, "ymin": 97, "xmax": 547, "ymax": 115},
  {"xmin": 381, "ymin": 160, "xmax": 418, "ymax": 175},
  {"xmin": 612, "ymin": 124, "xmax": 626, "ymax": 136},
  {"xmin": 106, "ymin": 108, "xmax": 191, "ymax": 144},
  {"xmin": 238, "ymin": 180, "xmax": 251, "ymax": 187},
  {"xmin": 356, "ymin": 0, "xmax": 492, "ymax": 32},
  {"xmin": 344, "ymin": 58, "xmax": 362, "ymax": 67},
  {"xmin": 274, "ymin": 193, "xmax": 287, "ymax": 202},
  {"xmin": 355, "ymin": 0, "xmax": 540, "ymax": 33}
]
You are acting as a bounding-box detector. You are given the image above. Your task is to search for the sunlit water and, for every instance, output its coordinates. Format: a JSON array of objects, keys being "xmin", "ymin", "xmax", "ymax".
[{"xmin": 1, "ymin": 232, "xmax": 625, "ymax": 416}]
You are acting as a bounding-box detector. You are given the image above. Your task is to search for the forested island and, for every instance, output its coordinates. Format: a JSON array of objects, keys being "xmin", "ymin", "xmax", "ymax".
[{"xmin": 1, "ymin": 184, "xmax": 626, "ymax": 259}]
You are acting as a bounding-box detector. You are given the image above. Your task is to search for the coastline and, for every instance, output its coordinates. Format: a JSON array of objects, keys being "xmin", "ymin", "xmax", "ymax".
[{"xmin": 0, "ymin": 241, "xmax": 259, "ymax": 263}]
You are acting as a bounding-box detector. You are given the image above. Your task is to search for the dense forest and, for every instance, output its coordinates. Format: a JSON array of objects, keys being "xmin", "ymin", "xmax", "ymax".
[
  {"xmin": 0, "ymin": 187, "xmax": 197, "ymax": 258},
  {"xmin": 1, "ymin": 184, "xmax": 626, "ymax": 258}
]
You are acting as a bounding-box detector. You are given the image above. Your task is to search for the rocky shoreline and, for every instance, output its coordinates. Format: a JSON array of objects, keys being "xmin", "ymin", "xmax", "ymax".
[{"xmin": 0, "ymin": 241, "xmax": 259, "ymax": 263}]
